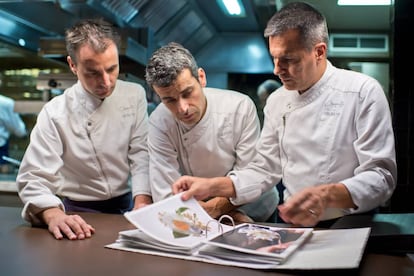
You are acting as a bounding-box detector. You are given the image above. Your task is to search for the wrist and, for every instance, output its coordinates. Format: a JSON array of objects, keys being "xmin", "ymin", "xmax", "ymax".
[
  {"xmin": 134, "ymin": 194, "xmax": 152, "ymax": 205},
  {"xmin": 318, "ymin": 183, "xmax": 356, "ymax": 209},
  {"xmin": 211, "ymin": 176, "xmax": 235, "ymax": 198},
  {"xmin": 41, "ymin": 207, "xmax": 64, "ymax": 225}
]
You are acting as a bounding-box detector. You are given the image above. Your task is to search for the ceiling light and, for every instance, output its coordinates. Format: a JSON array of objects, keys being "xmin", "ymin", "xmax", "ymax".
[
  {"xmin": 338, "ymin": 0, "xmax": 391, "ymax": 5},
  {"xmin": 18, "ymin": 38, "xmax": 26, "ymax": 47},
  {"xmin": 217, "ymin": 0, "xmax": 246, "ymax": 17}
]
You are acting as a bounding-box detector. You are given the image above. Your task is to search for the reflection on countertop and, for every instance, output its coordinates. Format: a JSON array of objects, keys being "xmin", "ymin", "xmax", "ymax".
[
  {"xmin": 0, "ymin": 173, "xmax": 18, "ymax": 192},
  {"xmin": 0, "ymin": 173, "xmax": 17, "ymax": 181}
]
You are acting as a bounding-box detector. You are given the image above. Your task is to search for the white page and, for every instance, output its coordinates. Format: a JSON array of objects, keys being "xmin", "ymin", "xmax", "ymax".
[
  {"xmin": 124, "ymin": 193, "xmax": 233, "ymax": 249},
  {"xmin": 277, "ymin": 227, "xmax": 371, "ymax": 269},
  {"xmin": 106, "ymin": 227, "xmax": 371, "ymax": 270}
]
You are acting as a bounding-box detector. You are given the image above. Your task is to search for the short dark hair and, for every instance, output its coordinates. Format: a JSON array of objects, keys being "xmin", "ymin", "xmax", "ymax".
[
  {"xmin": 145, "ymin": 42, "xmax": 199, "ymax": 89},
  {"xmin": 65, "ymin": 18, "xmax": 121, "ymax": 64}
]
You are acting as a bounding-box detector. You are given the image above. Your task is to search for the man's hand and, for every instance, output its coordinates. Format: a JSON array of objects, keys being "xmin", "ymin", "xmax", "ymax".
[
  {"xmin": 172, "ymin": 176, "xmax": 236, "ymax": 201},
  {"xmin": 278, "ymin": 186, "xmax": 325, "ymax": 227},
  {"xmin": 278, "ymin": 183, "xmax": 356, "ymax": 226},
  {"xmin": 133, "ymin": 194, "xmax": 153, "ymax": 210},
  {"xmin": 41, "ymin": 207, "xmax": 95, "ymax": 240},
  {"xmin": 172, "ymin": 176, "xmax": 216, "ymax": 201}
]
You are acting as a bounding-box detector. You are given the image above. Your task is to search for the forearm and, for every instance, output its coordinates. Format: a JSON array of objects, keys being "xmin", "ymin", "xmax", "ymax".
[
  {"xmin": 318, "ymin": 183, "xmax": 357, "ymax": 209},
  {"xmin": 278, "ymin": 183, "xmax": 357, "ymax": 226},
  {"xmin": 41, "ymin": 207, "xmax": 65, "ymax": 225},
  {"xmin": 209, "ymin": 176, "xmax": 237, "ymax": 198},
  {"xmin": 173, "ymin": 175, "xmax": 237, "ymax": 202},
  {"xmin": 133, "ymin": 194, "xmax": 153, "ymax": 209}
]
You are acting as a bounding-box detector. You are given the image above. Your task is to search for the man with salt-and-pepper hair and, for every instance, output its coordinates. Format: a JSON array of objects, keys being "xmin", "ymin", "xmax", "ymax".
[
  {"xmin": 17, "ymin": 18, "xmax": 150, "ymax": 240},
  {"xmin": 173, "ymin": 2, "xmax": 396, "ymax": 228},
  {"xmin": 136, "ymin": 42, "xmax": 279, "ymax": 223}
]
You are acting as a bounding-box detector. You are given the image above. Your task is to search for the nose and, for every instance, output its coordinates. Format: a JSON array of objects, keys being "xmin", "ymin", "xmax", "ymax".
[
  {"xmin": 177, "ymin": 98, "xmax": 189, "ymax": 114},
  {"xmin": 273, "ymin": 60, "xmax": 283, "ymax": 76},
  {"xmin": 102, "ymin": 72, "xmax": 112, "ymax": 86}
]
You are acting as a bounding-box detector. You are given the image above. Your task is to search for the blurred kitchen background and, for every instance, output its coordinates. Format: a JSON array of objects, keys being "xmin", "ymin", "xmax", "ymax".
[{"xmin": 0, "ymin": 0, "xmax": 412, "ymax": 212}]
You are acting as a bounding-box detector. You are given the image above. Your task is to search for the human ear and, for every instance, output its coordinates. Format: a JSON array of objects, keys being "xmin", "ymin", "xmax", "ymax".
[
  {"xmin": 198, "ymin": 68, "xmax": 207, "ymax": 87},
  {"xmin": 67, "ymin": 56, "xmax": 77, "ymax": 75},
  {"xmin": 314, "ymin": 43, "xmax": 326, "ymax": 60}
]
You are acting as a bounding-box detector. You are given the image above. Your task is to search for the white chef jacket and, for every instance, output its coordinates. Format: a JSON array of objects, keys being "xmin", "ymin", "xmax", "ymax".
[
  {"xmin": 17, "ymin": 80, "xmax": 149, "ymax": 224},
  {"xmin": 0, "ymin": 94, "xmax": 27, "ymax": 147},
  {"xmin": 148, "ymin": 87, "xmax": 278, "ymax": 222},
  {"xmin": 229, "ymin": 61, "xmax": 397, "ymax": 220}
]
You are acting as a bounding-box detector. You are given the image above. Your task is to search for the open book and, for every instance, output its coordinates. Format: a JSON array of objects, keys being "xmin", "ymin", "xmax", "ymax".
[
  {"xmin": 114, "ymin": 193, "xmax": 312, "ymax": 265},
  {"xmin": 107, "ymin": 193, "xmax": 371, "ymax": 270}
]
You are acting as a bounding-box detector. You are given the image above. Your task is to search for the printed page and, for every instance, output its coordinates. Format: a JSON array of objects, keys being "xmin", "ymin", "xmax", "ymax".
[
  {"xmin": 124, "ymin": 193, "xmax": 233, "ymax": 250},
  {"xmin": 117, "ymin": 229, "xmax": 195, "ymax": 255},
  {"xmin": 202, "ymin": 223, "xmax": 313, "ymax": 263},
  {"xmin": 106, "ymin": 227, "xmax": 371, "ymax": 270}
]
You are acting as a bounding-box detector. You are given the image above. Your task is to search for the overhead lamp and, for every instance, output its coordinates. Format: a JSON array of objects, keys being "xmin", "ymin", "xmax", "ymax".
[
  {"xmin": 217, "ymin": 0, "xmax": 246, "ymax": 17},
  {"xmin": 338, "ymin": 0, "xmax": 391, "ymax": 5},
  {"xmin": 18, "ymin": 38, "xmax": 26, "ymax": 47}
]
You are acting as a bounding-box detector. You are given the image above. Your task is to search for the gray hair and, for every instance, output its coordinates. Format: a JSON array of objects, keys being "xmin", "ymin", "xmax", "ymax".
[
  {"xmin": 65, "ymin": 18, "xmax": 121, "ymax": 64},
  {"xmin": 264, "ymin": 2, "xmax": 328, "ymax": 51},
  {"xmin": 145, "ymin": 42, "xmax": 199, "ymax": 88}
]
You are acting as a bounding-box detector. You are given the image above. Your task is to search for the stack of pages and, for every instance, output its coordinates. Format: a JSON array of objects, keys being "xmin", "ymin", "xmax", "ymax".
[{"xmin": 106, "ymin": 193, "xmax": 371, "ymax": 270}]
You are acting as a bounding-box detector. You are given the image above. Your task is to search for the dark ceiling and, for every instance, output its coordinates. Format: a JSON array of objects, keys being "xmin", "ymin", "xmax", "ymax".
[{"xmin": 0, "ymin": 0, "xmax": 393, "ymax": 76}]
